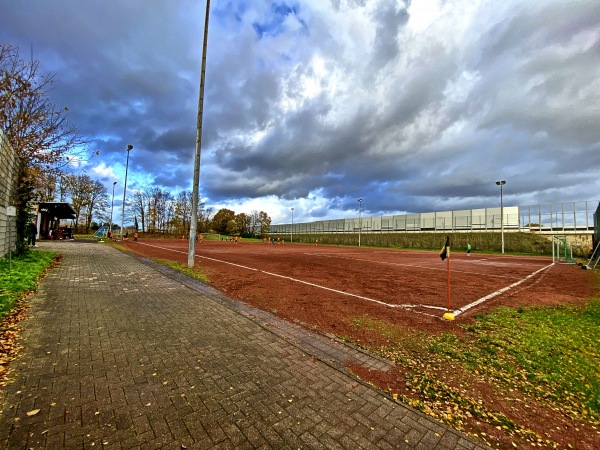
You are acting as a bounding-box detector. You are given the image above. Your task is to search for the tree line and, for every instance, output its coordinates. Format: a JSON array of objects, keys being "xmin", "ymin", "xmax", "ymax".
[
  {"xmin": 124, "ymin": 188, "xmax": 271, "ymax": 238},
  {"xmin": 37, "ymin": 171, "xmax": 273, "ymax": 237},
  {"xmin": 1, "ymin": 44, "xmax": 271, "ymax": 252}
]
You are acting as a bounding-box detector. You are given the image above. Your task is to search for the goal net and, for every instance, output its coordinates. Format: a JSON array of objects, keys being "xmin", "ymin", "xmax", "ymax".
[{"xmin": 552, "ymin": 236, "xmax": 576, "ymax": 264}]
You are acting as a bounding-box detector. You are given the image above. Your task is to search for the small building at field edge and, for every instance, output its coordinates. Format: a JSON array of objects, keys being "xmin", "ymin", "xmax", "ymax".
[{"xmin": 35, "ymin": 202, "xmax": 76, "ymax": 240}]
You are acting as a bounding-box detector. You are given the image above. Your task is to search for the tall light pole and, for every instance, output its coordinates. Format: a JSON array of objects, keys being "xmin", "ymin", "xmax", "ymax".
[
  {"xmin": 120, "ymin": 145, "xmax": 133, "ymax": 240},
  {"xmin": 496, "ymin": 180, "xmax": 506, "ymax": 254},
  {"xmin": 188, "ymin": 0, "xmax": 211, "ymax": 268},
  {"xmin": 358, "ymin": 198, "xmax": 363, "ymax": 247},
  {"xmin": 290, "ymin": 207, "xmax": 294, "ymax": 243},
  {"xmin": 110, "ymin": 181, "xmax": 117, "ymax": 236}
]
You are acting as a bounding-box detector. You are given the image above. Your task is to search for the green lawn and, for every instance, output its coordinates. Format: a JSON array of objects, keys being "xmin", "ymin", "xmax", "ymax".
[
  {"xmin": 0, "ymin": 250, "xmax": 57, "ymax": 319},
  {"xmin": 349, "ymin": 286, "xmax": 600, "ymax": 446}
]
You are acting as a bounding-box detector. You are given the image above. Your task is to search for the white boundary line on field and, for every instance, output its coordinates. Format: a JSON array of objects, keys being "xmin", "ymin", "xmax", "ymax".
[
  {"xmin": 137, "ymin": 242, "xmax": 446, "ymax": 313},
  {"xmin": 452, "ymin": 263, "xmax": 554, "ymax": 317},
  {"xmin": 136, "ymin": 242, "xmax": 553, "ymax": 319},
  {"xmin": 306, "ymin": 252, "xmax": 521, "ymax": 280}
]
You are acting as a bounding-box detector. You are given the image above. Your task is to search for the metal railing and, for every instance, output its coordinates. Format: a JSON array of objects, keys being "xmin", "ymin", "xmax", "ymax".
[{"xmin": 271, "ymin": 201, "xmax": 599, "ymax": 235}]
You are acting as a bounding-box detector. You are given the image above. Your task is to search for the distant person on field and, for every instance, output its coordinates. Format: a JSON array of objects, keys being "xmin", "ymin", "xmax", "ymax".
[
  {"xmin": 467, "ymin": 243, "xmax": 471, "ymax": 257},
  {"xmin": 133, "ymin": 232, "xmax": 138, "ymax": 242}
]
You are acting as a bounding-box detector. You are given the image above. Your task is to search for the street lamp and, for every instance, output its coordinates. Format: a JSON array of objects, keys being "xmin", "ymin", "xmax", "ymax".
[
  {"xmin": 120, "ymin": 145, "xmax": 133, "ymax": 240},
  {"xmin": 110, "ymin": 181, "xmax": 117, "ymax": 237},
  {"xmin": 188, "ymin": 0, "xmax": 211, "ymax": 268},
  {"xmin": 358, "ymin": 198, "xmax": 363, "ymax": 247},
  {"xmin": 496, "ymin": 180, "xmax": 506, "ymax": 254},
  {"xmin": 290, "ymin": 207, "xmax": 294, "ymax": 243}
]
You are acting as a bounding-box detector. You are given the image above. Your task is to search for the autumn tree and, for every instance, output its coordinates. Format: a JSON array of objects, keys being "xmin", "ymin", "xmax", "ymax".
[
  {"xmin": 129, "ymin": 190, "xmax": 147, "ymax": 232},
  {"xmin": 209, "ymin": 209, "xmax": 270, "ymax": 237},
  {"xmin": 200, "ymin": 205, "xmax": 214, "ymax": 233},
  {"xmin": 1, "ymin": 44, "xmax": 88, "ymax": 254},
  {"xmin": 62, "ymin": 174, "xmax": 108, "ymax": 233},
  {"xmin": 258, "ymin": 211, "xmax": 271, "ymax": 236},
  {"xmin": 233, "ymin": 212, "xmax": 252, "ymax": 237},
  {"xmin": 82, "ymin": 180, "xmax": 108, "ymax": 232},
  {"xmin": 247, "ymin": 210, "xmax": 272, "ymax": 237},
  {"xmin": 173, "ymin": 191, "xmax": 192, "ymax": 236},
  {"xmin": 211, "ymin": 208, "xmax": 235, "ymax": 235},
  {"xmin": 36, "ymin": 171, "xmax": 59, "ymax": 202}
]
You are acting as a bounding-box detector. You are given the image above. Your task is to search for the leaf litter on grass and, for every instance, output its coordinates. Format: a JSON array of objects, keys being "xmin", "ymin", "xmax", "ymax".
[
  {"xmin": 346, "ymin": 300, "xmax": 600, "ymax": 449},
  {"xmin": 0, "ymin": 250, "xmax": 58, "ymax": 386}
]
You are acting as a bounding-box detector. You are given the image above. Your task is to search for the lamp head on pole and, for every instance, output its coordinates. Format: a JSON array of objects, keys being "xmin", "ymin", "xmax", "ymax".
[
  {"xmin": 127, "ymin": 144, "xmax": 133, "ymax": 151},
  {"xmin": 113, "ymin": 181, "xmax": 117, "ymax": 186},
  {"xmin": 495, "ymin": 180, "xmax": 506, "ymax": 186}
]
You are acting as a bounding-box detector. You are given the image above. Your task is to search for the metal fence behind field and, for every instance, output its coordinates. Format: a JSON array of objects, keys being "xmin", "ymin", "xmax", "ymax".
[{"xmin": 271, "ymin": 202, "xmax": 599, "ymax": 235}]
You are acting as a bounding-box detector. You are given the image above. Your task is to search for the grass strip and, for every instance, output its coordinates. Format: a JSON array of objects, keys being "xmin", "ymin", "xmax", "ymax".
[
  {"xmin": 152, "ymin": 259, "xmax": 209, "ymax": 283},
  {"xmin": 0, "ymin": 250, "xmax": 58, "ymax": 319}
]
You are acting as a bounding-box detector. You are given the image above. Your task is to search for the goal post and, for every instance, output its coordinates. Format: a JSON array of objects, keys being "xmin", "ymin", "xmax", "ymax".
[{"xmin": 552, "ymin": 236, "xmax": 575, "ymax": 264}]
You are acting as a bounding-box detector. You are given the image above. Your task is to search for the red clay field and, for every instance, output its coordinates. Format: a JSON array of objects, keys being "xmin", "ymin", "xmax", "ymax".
[{"xmin": 118, "ymin": 238, "xmax": 594, "ymax": 335}]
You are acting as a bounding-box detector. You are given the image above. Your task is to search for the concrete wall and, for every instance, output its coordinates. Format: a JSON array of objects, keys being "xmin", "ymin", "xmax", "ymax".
[{"xmin": 0, "ymin": 129, "xmax": 19, "ymax": 258}]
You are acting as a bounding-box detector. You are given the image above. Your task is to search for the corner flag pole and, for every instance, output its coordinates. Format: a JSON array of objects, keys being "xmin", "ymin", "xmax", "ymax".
[
  {"xmin": 440, "ymin": 236, "xmax": 454, "ymax": 321},
  {"xmin": 447, "ymin": 252, "xmax": 451, "ymax": 311}
]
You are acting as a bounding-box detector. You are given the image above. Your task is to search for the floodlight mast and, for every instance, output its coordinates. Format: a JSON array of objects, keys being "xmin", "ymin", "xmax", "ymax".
[
  {"xmin": 496, "ymin": 180, "xmax": 506, "ymax": 254},
  {"xmin": 358, "ymin": 198, "xmax": 363, "ymax": 247},
  {"xmin": 290, "ymin": 207, "xmax": 294, "ymax": 243},
  {"xmin": 188, "ymin": 0, "xmax": 211, "ymax": 268},
  {"xmin": 110, "ymin": 181, "xmax": 117, "ymax": 236},
  {"xmin": 120, "ymin": 145, "xmax": 133, "ymax": 240}
]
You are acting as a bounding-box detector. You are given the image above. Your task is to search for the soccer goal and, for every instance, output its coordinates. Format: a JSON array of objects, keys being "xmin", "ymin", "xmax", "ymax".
[
  {"xmin": 584, "ymin": 241, "xmax": 600, "ymax": 270},
  {"xmin": 552, "ymin": 236, "xmax": 576, "ymax": 264}
]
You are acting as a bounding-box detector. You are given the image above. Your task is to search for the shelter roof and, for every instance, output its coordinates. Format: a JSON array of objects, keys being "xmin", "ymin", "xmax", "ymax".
[{"xmin": 38, "ymin": 202, "xmax": 76, "ymax": 219}]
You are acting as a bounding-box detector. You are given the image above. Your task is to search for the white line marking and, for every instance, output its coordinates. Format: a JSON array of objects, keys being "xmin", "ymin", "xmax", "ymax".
[
  {"xmin": 452, "ymin": 263, "xmax": 554, "ymax": 317},
  {"xmin": 307, "ymin": 253, "xmax": 522, "ymax": 279},
  {"xmin": 137, "ymin": 242, "xmax": 445, "ymax": 312},
  {"xmin": 137, "ymin": 242, "xmax": 553, "ymax": 319}
]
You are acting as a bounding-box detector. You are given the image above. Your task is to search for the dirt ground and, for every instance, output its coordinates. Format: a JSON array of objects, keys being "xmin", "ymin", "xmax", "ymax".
[{"xmin": 117, "ymin": 238, "xmax": 598, "ymax": 449}]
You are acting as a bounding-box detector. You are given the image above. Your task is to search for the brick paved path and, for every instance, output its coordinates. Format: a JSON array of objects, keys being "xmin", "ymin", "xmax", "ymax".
[{"xmin": 0, "ymin": 241, "xmax": 488, "ymax": 449}]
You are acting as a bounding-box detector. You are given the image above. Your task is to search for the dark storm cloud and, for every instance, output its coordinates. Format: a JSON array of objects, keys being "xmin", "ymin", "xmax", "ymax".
[{"xmin": 369, "ymin": 0, "xmax": 409, "ymax": 70}]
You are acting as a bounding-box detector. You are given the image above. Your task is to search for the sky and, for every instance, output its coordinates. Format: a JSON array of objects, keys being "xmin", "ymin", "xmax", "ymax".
[{"xmin": 1, "ymin": 0, "xmax": 599, "ymax": 225}]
